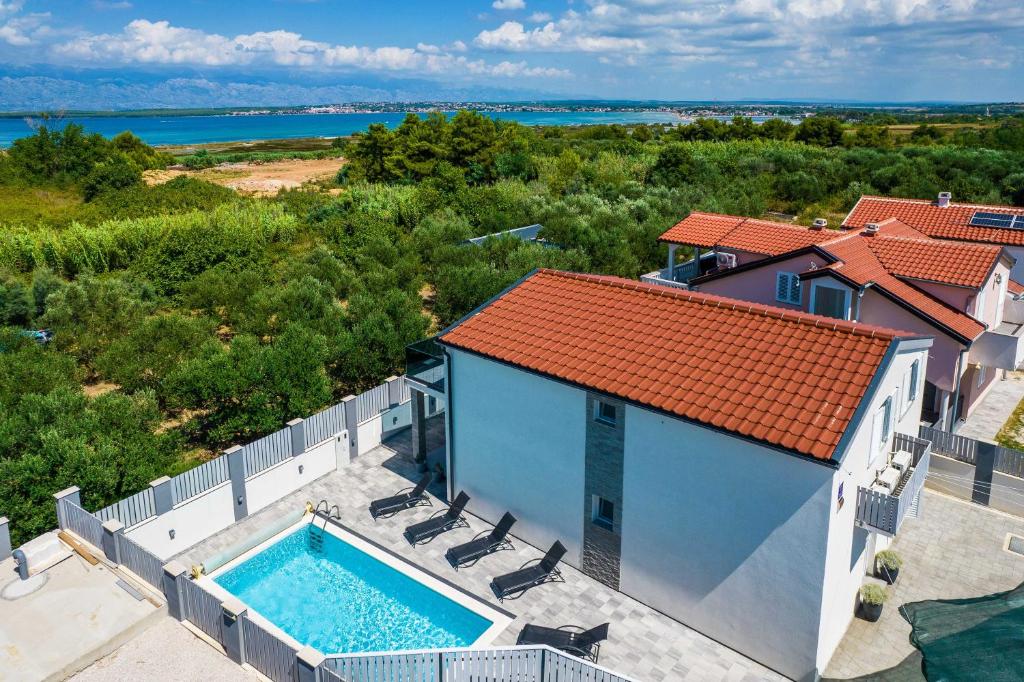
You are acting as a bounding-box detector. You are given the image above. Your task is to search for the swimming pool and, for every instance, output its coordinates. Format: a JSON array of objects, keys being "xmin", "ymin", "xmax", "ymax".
[{"xmin": 211, "ymin": 522, "xmax": 503, "ymax": 654}]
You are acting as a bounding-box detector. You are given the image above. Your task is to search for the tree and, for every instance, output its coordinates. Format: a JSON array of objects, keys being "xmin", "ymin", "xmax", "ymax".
[
  {"xmin": 164, "ymin": 325, "xmax": 332, "ymax": 446},
  {"xmin": 910, "ymin": 124, "xmax": 944, "ymax": 145},
  {"xmin": 82, "ymin": 153, "xmax": 143, "ymax": 201},
  {"xmin": 347, "ymin": 123, "xmax": 401, "ymax": 183},
  {"xmin": 795, "ymin": 117, "xmax": 845, "ymax": 147},
  {"xmin": 336, "ymin": 288, "xmax": 429, "ymax": 389}
]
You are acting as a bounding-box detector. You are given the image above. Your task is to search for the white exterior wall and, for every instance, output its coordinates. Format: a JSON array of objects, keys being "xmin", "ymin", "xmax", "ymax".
[
  {"xmin": 448, "ymin": 348, "xmax": 587, "ymax": 563},
  {"xmin": 619, "ymin": 408, "xmax": 833, "ymax": 681},
  {"xmin": 126, "ymin": 483, "xmax": 235, "ymax": 560},
  {"xmin": 246, "ymin": 437, "xmax": 338, "ymax": 514}
]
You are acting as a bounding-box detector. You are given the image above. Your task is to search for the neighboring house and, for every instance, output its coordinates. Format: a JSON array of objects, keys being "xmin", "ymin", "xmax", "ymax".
[
  {"xmin": 429, "ymin": 269, "xmax": 932, "ymax": 681},
  {"xmin": 464, "ymin": 223, "xmax": 559, "ymax": 248},
  {"xmin": 844, "ymin": 193, "xmax": 1024, "ymax": 280},
  {"xmin": 655, "ymin": 211, "xmax": 1022, "ymax": 430}
]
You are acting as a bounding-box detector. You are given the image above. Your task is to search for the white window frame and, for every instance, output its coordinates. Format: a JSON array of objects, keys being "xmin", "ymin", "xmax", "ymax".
[
  {"xmin": 775, "ymin": 272, "xmax": 801, "ymax": 305},
  {"xmin": 592, "ymin": 495, "xmax": 614, "ymax": 531},
  {"xmin": 870, "ymin": 395, "xmax": 894, "ymax": 466},
  {"xmin": 977, "ymin": 364, "xmax": 988, "ymax": 389},
  {"xmin": 810, "ymin": 280, "xmax": 852, "ymax": 320},
  {"xmin": 975, "ymin": 285, "xmax": 987, "ymax": 321},
  {"xmin": 594, "ymin": 400, "xmax": 617, "ymax": 426},
  {"xmin": 901, "ymin": 359, "xmax": 920, "ymax": 417}
]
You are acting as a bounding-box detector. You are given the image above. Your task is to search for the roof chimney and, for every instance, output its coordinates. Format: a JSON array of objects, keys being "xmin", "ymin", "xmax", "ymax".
[
  {"xmin": 938, "ymin": 191, "xmax": 951, "ymax": 208},
  {"xmin": 811, "ymin": 218, "xmax": 828, "ymax": 230},
  {"xmin": 864, "ymin": 223, "xmax": 880, "ymax": 236}
]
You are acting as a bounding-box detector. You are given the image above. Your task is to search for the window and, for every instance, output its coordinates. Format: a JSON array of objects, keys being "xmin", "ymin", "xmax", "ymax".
[
  {"xmin": 902, "ymin": 360, "xmax": 920, "ymax": 416},
  {"xmin": 811, "ymin": 283, "xmax": 851, "ymax": 320},
  {"xmin": 592, "ymin": 496, "xmax": 614, "ymax": 531},
  {"xmin": 776, "ymin": 272, "xmax": 801, "ymax": 305},
  {"xmin": 870, "ymin": 396, "xmax": 893, "ymax": 464},
  {"xmin": 978, "ymin": 365, "xmax": 988, "ymax": 389},
  {"xmin": 594, "ymin": 400, "xmax": 617, "ymax": 426}
]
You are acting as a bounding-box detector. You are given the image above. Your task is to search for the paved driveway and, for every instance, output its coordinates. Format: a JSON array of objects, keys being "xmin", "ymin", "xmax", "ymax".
[{"xmin": 824, "ymin": 490, "xmax": 1024, "ymax": 680}]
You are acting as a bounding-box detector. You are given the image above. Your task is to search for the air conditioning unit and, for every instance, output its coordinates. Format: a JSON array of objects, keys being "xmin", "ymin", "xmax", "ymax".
[
  {"xmin": 716, "ymin": 252, "xmax": 737, "ymax": 269},
  {"xmin": 875, "ymin": 466, "xmax": 901, "ymax": 493},
  {"xmin": 891, "ymin": 449, "xmax": 913, "ymax": 472}
]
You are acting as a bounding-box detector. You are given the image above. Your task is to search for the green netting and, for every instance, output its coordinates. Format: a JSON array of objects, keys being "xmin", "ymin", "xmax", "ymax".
[{"xmin": 900, "ymin": 582, "xmax": 1024, "ymax": 681}]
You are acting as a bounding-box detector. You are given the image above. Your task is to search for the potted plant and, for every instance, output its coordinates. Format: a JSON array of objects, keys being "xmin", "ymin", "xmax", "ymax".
[
  {"xmin": 874, "ymin": 550, "xmax": 903, "ymax": 584},
  {"xmin": 859, "ymin": 584, "xmax": 888, "ymax": 622}
]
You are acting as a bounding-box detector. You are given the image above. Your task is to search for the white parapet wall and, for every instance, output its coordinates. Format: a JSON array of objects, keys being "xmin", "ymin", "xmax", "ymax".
[
  {"xmin": 246, "ymin": 436, "xmax": 340, "ymax": 515},
  {"xmin": 126, "ymin": 482, "xmax": 236, "ymax": 560}
]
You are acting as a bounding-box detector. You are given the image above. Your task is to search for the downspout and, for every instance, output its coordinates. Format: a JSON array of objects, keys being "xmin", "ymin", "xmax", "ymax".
[
  {"xmin": 949, "ymin": 349, "xmax": 967, "ymax": 432},
  {"xmin": 854, "ymin": 281, "xmax": 876, "ymax": 322},
  {"xmin": 443, "ymin": 348, "xmax": 455, "ymax": 503}
]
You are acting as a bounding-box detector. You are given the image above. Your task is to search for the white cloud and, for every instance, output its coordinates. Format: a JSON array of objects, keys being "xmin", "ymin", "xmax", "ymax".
[
  {"xmin": 0, "ymin": 10, "xmax": 49, "ymax": 46},
  {"xmin": 51, "ymin": 19, "xmax": 569, "ymax": 80},
  {"xmin": 528, "ymin": 12, "xmax": 552, "ymax": 22},
  {"xmin": 475, "ymin": 21, "xmax": 561, "ymax": 49},
  {"xmin": 492, "ymin": 0, "xmax": 526, "ymax": 9}
]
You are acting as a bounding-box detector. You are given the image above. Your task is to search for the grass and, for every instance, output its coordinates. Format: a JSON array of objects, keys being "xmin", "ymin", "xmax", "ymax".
[
  {"xmin": 0, "ymin": 184, "xmax": 85, "ymax": 227},
  {"xmin": 995, "ymin": 393, "xmax": 1024, "ymax": 450},
  {"xmin": 162, "ymin": 136, "xmax": 344, "ymax": 156}
]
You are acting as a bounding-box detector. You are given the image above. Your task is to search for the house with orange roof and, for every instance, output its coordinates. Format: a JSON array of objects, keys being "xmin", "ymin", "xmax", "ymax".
[
  {"xmin": 844, "ymin": 192, "xmax": 1024, "ymax": 280},
  {"xmin": 426, "ymin": 269, "xmax": 933, "ymax": 681},
  {"xmin": 653, "ymin": 211, "xmax": 1023, "ymax": 431}
]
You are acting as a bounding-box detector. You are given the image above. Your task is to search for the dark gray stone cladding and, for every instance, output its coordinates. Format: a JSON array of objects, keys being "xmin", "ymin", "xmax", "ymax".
[{"xmin": 582, "ymin": 393, "xmax": 625, "ymax": 589}]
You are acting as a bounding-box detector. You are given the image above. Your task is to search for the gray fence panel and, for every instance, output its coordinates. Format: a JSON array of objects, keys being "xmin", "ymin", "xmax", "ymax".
[
  {"xmin": 172, "ymin": 456, "xmax": 230, "ymax": 505},
  {"xmin": 995, "ymin": 445, "xmax": 1024, "ymax": 479},
  {"xmin": 444, "ymin": 648, "xmax": 541, "ymax": 681},
  {"xmin": 180, "ymin": 578, "xmax": 223, "ymax": 644},
  {"xmin": 117, "ymin": 533, "xmax": 164, "ymax": 589},
  {"xmin": 397, "ymin": 376, "xmax": 411, "ymax": 404},
  {"xmin": 357, "ymin": 383, "xmax": 390, "ymax": 423},
  {"xmin": 241, "ymin": 616, "xmax": 297, "ymax": 682},
  {"xmin": 305, "ymin": 402, "xmax": 346, "ymax": 449},
  {"xmin": 243, "ymin": 428, "xmax": 292, "ymax": 478},
  {"xmin": 95, "ymin": 488, "xmax": 157, "ymax": 529},
  {"xmin": 61, "ymin": 500, "xmax": 104, "ymax": 549},
  {"xmin": 320, "ymin": 667, "xmax": 346, "ymax": 682},
  {"xmin": 543, "ymin": 650, "xmax": 633, "ymax": 682},
  {"xmin": 919, "ymin": 425, "xmax": 977, "ymax": 465}
]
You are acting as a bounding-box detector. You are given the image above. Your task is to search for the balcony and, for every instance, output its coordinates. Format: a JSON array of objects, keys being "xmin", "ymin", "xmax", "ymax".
[
  {"xmin": 968, "ymin": 321, "xmax": 1024, "ymax": 371},
  {"xmin": 640, "ymin": 252, "xmax": 720, "ymax": 290},
  {"xmin": 855, "ymin": 433, "xmax": 931, "ymax": 537},
  {"xmin": 405, "ymin": 338, "xmax": 446, "ymax": 396}
]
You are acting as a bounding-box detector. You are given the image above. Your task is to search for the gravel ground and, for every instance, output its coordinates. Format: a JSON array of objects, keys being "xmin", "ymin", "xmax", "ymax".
[{"xmin": 69, "ymin": 617, "xmax": 259, "ymax": 682}]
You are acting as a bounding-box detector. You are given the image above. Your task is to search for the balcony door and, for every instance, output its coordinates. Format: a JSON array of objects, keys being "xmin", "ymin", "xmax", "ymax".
[{"xmin": 810, "ymin": 281, "xmax": 852, "ymax": 320}]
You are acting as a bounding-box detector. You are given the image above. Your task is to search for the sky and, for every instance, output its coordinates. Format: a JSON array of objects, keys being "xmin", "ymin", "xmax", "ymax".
[{"xmin": 0, "ymin": 0, "xmax": 1022, "ymax": 109}]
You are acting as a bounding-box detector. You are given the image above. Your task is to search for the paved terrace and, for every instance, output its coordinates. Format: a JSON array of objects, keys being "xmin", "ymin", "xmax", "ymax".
[
  {"xmin": 824, "ymin": 490, "xmax": 1024, "ymax": 680},
  {"xmin": 173, "ymin": 436, "xmax": 781, "ymax": 682},
  {"xmin": 957, "ymin": 373, "xmax": 1024, "ymax": 443}
]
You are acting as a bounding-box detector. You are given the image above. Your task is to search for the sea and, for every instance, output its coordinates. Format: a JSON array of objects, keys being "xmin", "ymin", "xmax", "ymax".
[{"xmin": 0, "ymin": 110, "xmax": 786, "ymax": 147}]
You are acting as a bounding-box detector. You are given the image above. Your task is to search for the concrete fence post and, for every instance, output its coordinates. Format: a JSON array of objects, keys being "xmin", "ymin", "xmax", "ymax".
[
  {"xmin": 225, "ymin": 445, "xmax": 248, "ymax": 522},
  {"xmin": 162, "ymin": 561, "xmax": 187, "ymax": 621},
  {"xmin": 411, "ymin": 389, "xmax": 428, "ymax": 469},
  {"xmin": 221, "ymin": 598, "xmax": 248, "ymax": 665},
  {"xmin": 0, "ymin": 517, "xmax": 11, "ymax": 562},
  {"xmin": 288, "ymin": 418, "xmax": 306, "ymax": 457},
  {"xmin": 342, "ymin": 395, "xmax": 358, "ymax": 460},
  {"xmin": 296, "ymin": 646, "xmax": 325, "ymax": 682},
  {"xmin": 101, "ymin": 519, "xmax": 125, "ymax": 564},
  {"xmin": 150, "ymin": 476, "xmax": 173, "ymax": 515},
  {"xmin": 53, "ymin": 486, "xmax": 82, "ymax": 530},
  {"xmin": 385, "ymin": 375, "xmax": 402, "ymax": 406}
]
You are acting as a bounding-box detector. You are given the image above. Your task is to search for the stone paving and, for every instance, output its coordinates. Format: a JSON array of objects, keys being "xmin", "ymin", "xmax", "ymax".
[
  {"xmin": 823, "ymin": 490, "xmax": 1024, "ymax": 680},
  {"xmin": 174, "ymin": 432, "xmax": 780, "ymax": 682},
  {"xmin": 958, "ymin": 373, "xmax": 1024, "ymax": 442}
]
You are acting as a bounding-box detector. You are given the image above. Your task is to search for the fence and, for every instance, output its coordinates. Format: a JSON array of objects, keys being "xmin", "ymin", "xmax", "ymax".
[
  {"xmin": 180, "ymin": 576, "xmax": 223, "ymax": 643},
  {"xmin": 117, "ymin": 533, "xmax": 164, "ymax": 589},
  {"xmin": 95, "ymin": 488, "xmax": 156, "ymax": 529},
  {"xmin": 244, "ymin": 429, "xmax": 293, "ymax": 478},
  {"xmin": 242, "ymin": 616, "xmax": 297, "ymax": 682},
  {"xmin": 61, "ymin": 499, "xmax": 104, "ymax": 549},
  {"xmin": 172, "ymin": 457, "xmax": 229, "ymax": 505},
  {"xmin": 305, "ymin": 402, "xmax": 347, "ymax": 449},
  {"xmin": 323, "ymin": 647, "xmax": 636, "ymax": 682},
  {"xmin": 358, "ymin": 383, "xmax": 391, "ymax": 424},
  {"xmin": 920, "ymin": 425, "xmax": 1024, "ymax": 477}
]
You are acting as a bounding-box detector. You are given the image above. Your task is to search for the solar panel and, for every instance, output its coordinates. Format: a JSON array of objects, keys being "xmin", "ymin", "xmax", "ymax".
[{"xmin": 970, "ymin": 211, "xmax": 1024, "ymax": 230}]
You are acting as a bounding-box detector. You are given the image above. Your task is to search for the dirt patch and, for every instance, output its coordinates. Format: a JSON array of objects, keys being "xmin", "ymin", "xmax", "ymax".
[
  {"xmin": 144, "ymin": 157, "xmax": 345, "ymax": 196},
  {"xmin": 82, "ymin": 382, "xmax": 119, "ymax": 398}
]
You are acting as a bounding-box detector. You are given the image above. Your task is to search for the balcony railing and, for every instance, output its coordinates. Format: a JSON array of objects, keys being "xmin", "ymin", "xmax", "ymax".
[
  {"xmin": 406, "ymin": 338, "xmax": 446, "ymax": 394},
  {"xmin": 855, "ymin": 433, "xmax": 931, "ymax": 537}
]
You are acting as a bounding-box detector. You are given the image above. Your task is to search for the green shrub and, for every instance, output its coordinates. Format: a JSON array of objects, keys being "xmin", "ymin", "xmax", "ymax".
[
  {"xmin": 860, "ymin": 584, "xmax": 889, "ymax": 605},
  {"xmin": 875, "ymin": 550, "xmax": 903, "ymax": 571}
]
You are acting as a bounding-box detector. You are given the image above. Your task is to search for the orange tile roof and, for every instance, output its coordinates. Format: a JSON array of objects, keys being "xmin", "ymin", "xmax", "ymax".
[
  {"xmin": 1010, "ymin": 279, "xmax": 1024, "ymax": 297},
  {"xmin": 864, "ymin": 236, "xmax": 1002, "ymax": 288},
  {"xmin": 844, "ymin": 196, "xmax": 1024, "ymax": 246},
  {"xmin": 818, "ymin": 235, "xmax": 986, "ymax": 341},
  {"xmin": 440, "ymin": 269, "xmax": 914, "ymax": 461},
  {"xmin": 658, "ymin": 212, "xmax": 839, "ymax": 255}
]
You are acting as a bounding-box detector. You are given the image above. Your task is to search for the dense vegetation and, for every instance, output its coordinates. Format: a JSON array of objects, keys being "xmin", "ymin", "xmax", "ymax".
[{"xmin": 1, "ymin": 112, "xmax": 1023, "ymax": 544}]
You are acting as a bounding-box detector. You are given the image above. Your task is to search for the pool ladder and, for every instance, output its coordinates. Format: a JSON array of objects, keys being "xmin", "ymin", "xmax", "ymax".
[{"xmin": 310, "ymin": 500, "xmax": 340, "ymax": 552}]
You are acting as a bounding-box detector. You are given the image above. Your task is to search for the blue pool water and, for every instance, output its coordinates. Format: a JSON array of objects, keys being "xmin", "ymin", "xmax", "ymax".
[{"xmin": 214, "ymin": 524, "xmax": 492, "ymax": 654}]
